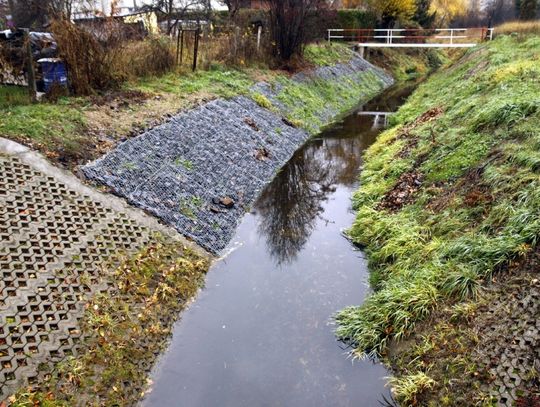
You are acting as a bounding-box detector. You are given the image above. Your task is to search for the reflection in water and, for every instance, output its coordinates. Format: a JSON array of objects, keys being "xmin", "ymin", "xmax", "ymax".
[
  {"xmin": 143, "ymin": 84, "xmax": 417, "ymax": 407},
  {"xmin": 255, "ymin": 84, "xmax": 413, "ymax": 264}
]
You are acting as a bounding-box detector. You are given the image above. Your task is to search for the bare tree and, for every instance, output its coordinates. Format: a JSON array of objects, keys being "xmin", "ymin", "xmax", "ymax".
[
  {"xmin": 484, "ymin": 0, "xmax": 516, "ymax": 25},
  {"xmin": 142, "ymin": 0, "xmax": 211, "ymax": 34},
  {"xmin": 7, "ymin": 0, "xmax": 74, "ymax": 28},
  {"xmin": 265, "ymin": 0, "xmax": 325, "ymax": 63}
]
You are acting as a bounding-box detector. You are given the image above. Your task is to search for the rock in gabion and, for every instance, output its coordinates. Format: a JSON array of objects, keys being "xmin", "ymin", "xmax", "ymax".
[{"xmin": 83, "ymin": 56, "xmax": 393, "ymax": 254}]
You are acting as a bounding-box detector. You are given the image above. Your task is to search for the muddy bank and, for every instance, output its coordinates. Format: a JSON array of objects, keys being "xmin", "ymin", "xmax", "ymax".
[{"xmin": 83, "ymin": 54, "xmax": 393, "ymax": 254}]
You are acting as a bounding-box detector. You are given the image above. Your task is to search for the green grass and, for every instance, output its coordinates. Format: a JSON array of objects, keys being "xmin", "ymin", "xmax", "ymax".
[
  {"xmin": 336, "ymin": 34, "xmax": 540, "ymax": 360},
  {"xmin": 304, "ymin": 43, "xmax": 354, "ymax": 66},
  {"xmin": 132, "ymin": 64, "xmax": 254, "ymax": 98},
  {"xmin": 370, "ymin": 48, "xmax": 449, "ymax": 82},
  {"xmin": 269, "ymin": 69, "xmax": 386, "ymax": 134},
  {"xmin": 0, "ymin": 95, "xmax": 87, "ymax": 155}
]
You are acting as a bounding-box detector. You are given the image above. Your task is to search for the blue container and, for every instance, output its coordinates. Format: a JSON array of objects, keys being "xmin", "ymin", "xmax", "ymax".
[{"xmin": 38, "ymin": 58, "xmax": 68, "ymax": 92}]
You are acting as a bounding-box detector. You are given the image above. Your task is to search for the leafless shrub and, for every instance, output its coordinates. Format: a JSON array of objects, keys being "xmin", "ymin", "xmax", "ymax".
[{"xmin": 51, "ymin": 19, "xmax": 175, "ymax": 95}]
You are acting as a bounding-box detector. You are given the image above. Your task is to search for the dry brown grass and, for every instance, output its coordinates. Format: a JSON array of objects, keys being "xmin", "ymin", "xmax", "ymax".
[
  {"xmin": 175, "ymin": 28, "xmax": 271, "ymax": 71},
  {"xmin": 495, "ymin": 20, "xmax": 540, "ymax": 36},
  {"xmin": 51, "ymin": 19, "xmax": 176, "ymax": 95},
  {"xmin": 113, "ymin": 37, "xmax": 175, "ymax": 78},
  {"xmin": 51, "ymin": 19, "xmax": 118, "ymax": 95}
]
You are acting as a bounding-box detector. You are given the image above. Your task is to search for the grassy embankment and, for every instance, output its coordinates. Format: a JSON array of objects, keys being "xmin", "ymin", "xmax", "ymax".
[
  {"xmin": 336, "ymin": 31, "xmax": 540, "ymax": 405},
  {"xmin": 0, "ymin": 43, "xmax": 389, "ymax": 168}
]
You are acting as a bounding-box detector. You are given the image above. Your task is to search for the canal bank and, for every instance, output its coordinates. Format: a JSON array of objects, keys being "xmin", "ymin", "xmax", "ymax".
[
  {"xmin": 336, "ymin": 33, "xmax": 540, "ymax": 406},
  {"xmin": 142, "ymin": 85, "xmax": 415, "ymax": 406}
]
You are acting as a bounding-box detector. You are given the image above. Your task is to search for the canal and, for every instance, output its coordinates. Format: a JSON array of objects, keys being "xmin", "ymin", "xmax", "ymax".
[{"xmin": 143, "ymin": 84, "xmax": 414, "ymax": 407}]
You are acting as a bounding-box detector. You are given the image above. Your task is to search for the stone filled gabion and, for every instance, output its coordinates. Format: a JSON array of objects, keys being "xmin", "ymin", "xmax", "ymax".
[
  {"xmin": 83, "ymin": 96, "xmax": 310, "ymax": 253},
  {"xmin": 83, "ymin": 56, "xmax": 393, "ymax": 254}
]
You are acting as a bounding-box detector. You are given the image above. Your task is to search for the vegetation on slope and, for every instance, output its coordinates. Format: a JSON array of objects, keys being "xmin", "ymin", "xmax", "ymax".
[
  {"xmin": 273, "ymin": 68, "xmax": 386, "ymax": 133},
  {"xmin": 336, "ymin": 33, "xmax": 540, "ymax": 404}
]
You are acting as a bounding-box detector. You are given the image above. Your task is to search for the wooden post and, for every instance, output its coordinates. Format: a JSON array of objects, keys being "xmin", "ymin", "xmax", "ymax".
[
  {"xmin": 192, "ymin": 28, "xmax": 200, "ymax": 72},
  {"xmin": 176, "ymin": 26, "xmax": 182, "ymax": 65},
  {"xmin": 180, "ymin": 30, "xmax": 185, "ymax": 64},
  {"xmin": 256, "ymin": 25, "xmax": 262, "ymax": 53},
  {"xmin": 23, "ymin": 29, "xmax": 37, "ymax": 102}
]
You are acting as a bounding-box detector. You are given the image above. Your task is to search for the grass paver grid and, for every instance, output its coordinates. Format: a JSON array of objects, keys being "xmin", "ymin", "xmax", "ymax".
[{"xmin": 0, "ymin": 154, "xmax": 154, "ymax": 400}]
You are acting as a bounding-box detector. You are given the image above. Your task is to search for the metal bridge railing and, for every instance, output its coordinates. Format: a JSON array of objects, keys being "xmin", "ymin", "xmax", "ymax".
[{"xmin": 327, "ymin": 27, "xmax": 495, "ymax": 48}]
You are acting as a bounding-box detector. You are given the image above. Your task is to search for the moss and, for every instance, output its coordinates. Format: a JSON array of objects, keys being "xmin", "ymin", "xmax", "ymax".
[{"xmin": 336, "ymin": 32, "xmax": 540, "ymax": 367}]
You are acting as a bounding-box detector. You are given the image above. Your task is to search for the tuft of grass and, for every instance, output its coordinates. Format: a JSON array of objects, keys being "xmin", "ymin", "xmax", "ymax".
[
  {"xmin": 252, "ymin": 92, "xmax": 273, "ymax": 109},
  {"xmin": 174, "ymin": 157, "xmax": 194, "ymax": 170},
  {"xmin": 388, "ymin": 372, "xmax": 436, "ymax": 405}
]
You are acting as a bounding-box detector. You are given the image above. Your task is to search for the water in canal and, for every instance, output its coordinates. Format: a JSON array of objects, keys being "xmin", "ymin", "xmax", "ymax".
[{"xmin": 143, "ymin": 85, "xmax": 414, "ymax": 407}]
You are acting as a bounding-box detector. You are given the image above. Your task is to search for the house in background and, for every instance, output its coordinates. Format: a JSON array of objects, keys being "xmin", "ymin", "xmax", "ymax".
[
  {"xmin": 72, "ymin": 0, "xmax": 153, "ymax": 19},
  {"xmin": 238, "ymin": 0, "xmax": 267, "ymax": 9},
  {"xmin": 71, "ymin": 0, "xmax": 158, "ymax": 35}
]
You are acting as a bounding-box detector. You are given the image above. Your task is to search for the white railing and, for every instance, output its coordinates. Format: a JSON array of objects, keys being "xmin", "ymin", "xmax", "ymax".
[{"xmin": 327, "ymin": 27, "xmax": 494, "ymax": 48}]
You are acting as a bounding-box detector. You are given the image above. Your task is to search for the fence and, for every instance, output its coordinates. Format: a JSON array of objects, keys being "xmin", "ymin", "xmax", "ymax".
[{"xmin": 174, "ymin": 23, "xmax": 267, "ymax": 70}]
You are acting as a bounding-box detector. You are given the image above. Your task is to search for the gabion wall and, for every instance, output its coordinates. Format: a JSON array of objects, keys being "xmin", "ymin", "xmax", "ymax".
[
  {"xmin": 83, "ymin": 56, "xmax": 393, "ymax": 254},
  {"xmin": 84, "ymin": 96, "xmax": 309, "ymax": 253}
]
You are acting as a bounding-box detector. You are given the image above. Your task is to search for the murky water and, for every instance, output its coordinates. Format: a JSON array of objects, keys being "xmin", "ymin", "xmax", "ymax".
[{"xmin": 143, "ymin": 85, "xmax": 414, "ymax": 407}]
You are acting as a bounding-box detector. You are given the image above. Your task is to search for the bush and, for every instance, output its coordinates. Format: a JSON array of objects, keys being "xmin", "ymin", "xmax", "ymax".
[
  {"xmin": 51, "ymin": 19, "xmax": 118, "ymax": 95},
  {"xmin": 51, "ymin": 19, "xmax": 175, "ymax": 95},
  {"xmin": 114, "ymin": 37, "xmax": 175, "ymax": 79}
]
